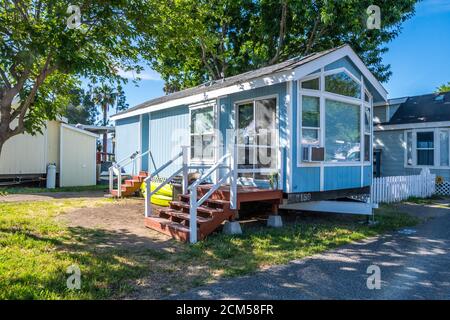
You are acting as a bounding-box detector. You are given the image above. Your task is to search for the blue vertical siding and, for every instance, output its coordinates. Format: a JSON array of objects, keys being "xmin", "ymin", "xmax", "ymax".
[
  {"xmin": 293, "ymin": 167, "xmax": 320, "ymax": 192},
  {"xmin": 141, "ymin": 114, "xmax": 150, "ymax": 171},
  {"xmin": 149, "ymin": 106, "xmax": 190, "ymax": 176},
  {"xmin": 324, "ymin": 166, "xmax": 361, "ymax": 191},
  {"xmin": 363, "ymin": 165, "xmax": 372, "ymax": 186},
  {"xmin": 115, "ymin": 116, "xmax": 140, "ymax": 174}
]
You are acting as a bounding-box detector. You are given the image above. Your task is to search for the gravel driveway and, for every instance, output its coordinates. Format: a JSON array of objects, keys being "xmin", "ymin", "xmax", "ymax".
[{"xmin": 169, "ymin": 201, "xmax": 450, "ymax": 300}]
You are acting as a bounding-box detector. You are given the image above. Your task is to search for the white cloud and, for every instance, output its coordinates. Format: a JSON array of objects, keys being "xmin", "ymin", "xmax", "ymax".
[{"xmin": 117, "ymin": 68, "xmax": 162, "ymax": 81}]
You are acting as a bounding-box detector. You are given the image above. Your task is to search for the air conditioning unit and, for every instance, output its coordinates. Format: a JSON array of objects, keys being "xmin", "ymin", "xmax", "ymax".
[{"xmin": 302, "ymin": 145, "xmax": 325, "ymax": 162}]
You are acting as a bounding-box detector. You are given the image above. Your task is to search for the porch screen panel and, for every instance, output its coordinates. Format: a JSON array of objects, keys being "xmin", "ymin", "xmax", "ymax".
[
  {"xmin": 325, "ymin": 99, "xmax": 360, "ymax": 162},
  {"xmin": 237, "ymin": 103, "xmax": 255, "ymax": 170},
  {"xmin": 255, "ymin": 98, "xmax": 277, "ymax": 169}
]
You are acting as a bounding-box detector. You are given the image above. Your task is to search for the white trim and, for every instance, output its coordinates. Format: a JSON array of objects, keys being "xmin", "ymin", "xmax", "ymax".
[
  {"xmin": 404, "ymin": 127, "xmax": 450, "ymax": 169},
  {"xmin": 111, "ymin": 45, "xmax": 387, "ymax": 121},
  {"xmin": 188, "ymin": 101, "xmax": 217, "ymax": 164},
  {"xmin": 59, "ymin": 125, "xmax": 64, "ymax": 187},
  {"xmin": 139, "ymin": 114, "xmax": 143, "ymax": 172},
  {"xmin": 234, "ymin": 94, "xmax": 280, "ymax": 176},
  {"xmin": 286, "ymin": 81, "xmax": 293, "ymax": 193},
  {"xmin": 60, "ymin": 123, "xmax": 100, "ymax": 138},
  {"xmin": 375, "ymin": 121, "xmax": 450, "ymax": 131}
]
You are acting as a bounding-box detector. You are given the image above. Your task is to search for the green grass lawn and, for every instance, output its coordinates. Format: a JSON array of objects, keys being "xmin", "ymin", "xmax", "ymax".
[
  {"xmin": 0, "ymin": 184, "xmax": 108, "ymax": 195},
  {"xmin": 0, "ymin": 200, "xmax": 419, "ymax": 299}
]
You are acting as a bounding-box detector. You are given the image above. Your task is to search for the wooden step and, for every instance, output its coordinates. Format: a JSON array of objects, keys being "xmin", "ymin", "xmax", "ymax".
[
  {"xmin": 178, "ymin": 194, "xmax": 230, "ymax": 205},
  {"xmin": 158, "ymin": 208, "xmax": 213, "ymax": 224},
  {"xmin": 169, "ymin": 201, "xmax": 224, "ymax": 215},
  {"xmin": 144, "ymin": 216, "xmax": 199, "ymax": 242}
]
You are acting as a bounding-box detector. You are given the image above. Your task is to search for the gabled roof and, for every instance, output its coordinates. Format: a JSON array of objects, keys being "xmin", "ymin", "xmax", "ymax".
[
  {"xmin": 384, "ymin": 92, "xmax": 450, "ymax": 125},
  {"xmin": 111, "ymin": 45, "xmax": 387, "ymax": 121}
]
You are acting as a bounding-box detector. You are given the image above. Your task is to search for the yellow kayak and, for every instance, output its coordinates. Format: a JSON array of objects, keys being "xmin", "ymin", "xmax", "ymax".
[
  {"xmin": 140, "ymin": 181, "xmax": 173, "ymax": 207},
  {"xmin": 150, "ymin": 194, "xmax": 172, "ymax": 207}
]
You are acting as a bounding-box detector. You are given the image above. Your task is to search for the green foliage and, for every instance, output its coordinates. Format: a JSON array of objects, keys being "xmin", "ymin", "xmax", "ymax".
[
  {"xmin": 146, "ymin": 0, "xmax": 418, "ymax": 92},
  {"xmin": 437, "ymin": 82, "xmax": 450, "ymax": 93},
  {"xmin": 0, "ymin": 0, "xmax": 157, "ymax": 152}
]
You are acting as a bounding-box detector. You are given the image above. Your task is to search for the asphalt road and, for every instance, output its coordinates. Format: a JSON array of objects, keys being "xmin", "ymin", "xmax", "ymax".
[{"xmin": 170, "ymin": 202, "xmax": 450, "ymax": 300}]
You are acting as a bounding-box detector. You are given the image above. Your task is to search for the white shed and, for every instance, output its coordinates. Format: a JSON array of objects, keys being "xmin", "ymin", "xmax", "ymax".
[{"xmin": 0, "ymin": 119, "xmax": 98, "ymax": 187}]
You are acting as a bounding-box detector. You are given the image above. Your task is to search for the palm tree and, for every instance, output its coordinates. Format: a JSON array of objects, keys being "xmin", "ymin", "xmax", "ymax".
[{"xmin": 92, "ymin": 84, "xmax": 118, "ymax": 154}]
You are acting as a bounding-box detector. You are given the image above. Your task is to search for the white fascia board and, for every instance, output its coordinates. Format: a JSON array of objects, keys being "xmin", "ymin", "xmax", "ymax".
[
  {"xmin": 375, "ymin": 121, "xmax": 450, "ymax": 131},
  {"xmin": 61, "ymin": 123, "xmax": 100, "ymax": 138},
  {"xmin": 110, "ymin": 71, "xmax": 295, "ymax": 121}
]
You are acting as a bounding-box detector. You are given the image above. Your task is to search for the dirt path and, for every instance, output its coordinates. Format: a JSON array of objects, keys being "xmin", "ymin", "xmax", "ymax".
[{"xmin": 59, "ymin": 198, "xmax": 178, "ymax": 250}]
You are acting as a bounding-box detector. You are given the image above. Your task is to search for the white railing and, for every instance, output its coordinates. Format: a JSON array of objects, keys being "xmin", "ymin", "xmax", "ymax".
[
  {"xmin": 188, "ymin": 151, "xmax": 237, "ymax": 243},
  {"xmin": 144, "ymin": 147, "xmax": 188, "ymax": 218},
  {"xmin": 109, "ymin": 150, "xmax": 152, "ymax": 197},
  {"xmin": 371, "ymin": 168, "xmax": 436, "ymax": 204},
  {"xmin": 144, "ymin": 145, "xmax": 238, "ymax": 244}
]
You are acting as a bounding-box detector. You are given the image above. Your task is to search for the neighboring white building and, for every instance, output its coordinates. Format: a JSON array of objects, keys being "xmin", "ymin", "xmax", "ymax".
[{"xmin": 0, "ymin": 119, "xmax": 98, "ymax": 187}]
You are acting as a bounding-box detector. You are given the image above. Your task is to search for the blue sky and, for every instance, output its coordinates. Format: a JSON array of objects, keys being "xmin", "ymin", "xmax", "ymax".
[{"xmin": 121, "ymin": 0, "xmax": 450, "ymax": 108}]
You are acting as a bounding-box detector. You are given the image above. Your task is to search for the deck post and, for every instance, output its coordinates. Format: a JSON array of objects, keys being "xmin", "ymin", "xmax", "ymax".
[
  {"xmin": 109, "ymin": 167, "xmax": 113, "ymax": 193},
  {"xmin": 189, "ymin": 188, "xmax": 198, "ymax": 244},
  {"xmin": 117, "ymin": 170, "xmax": 122, "ymax": 197},
  {"xmin": 182, "ymin": 146, "xmax": 189, "ymax": 194},
  {"xmin": 229, "ymin": 143, "xmax": 238, "ymax": 210},
  {"xmin": 145, "ymin": 178, "xmax": 151, "ymax": 217}
]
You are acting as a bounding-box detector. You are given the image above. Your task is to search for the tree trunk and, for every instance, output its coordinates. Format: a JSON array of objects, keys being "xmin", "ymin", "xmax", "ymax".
[
  {"xmin": 103, "ymin": 132, "xmax": 108, "ymax": 154},
  {"xmin": 102, "ymin": 104, "xmax": 108, "ymax": 154},
  {"xmin": 0, "ymin": 139, "xmax": 4, "ymax": 159}
]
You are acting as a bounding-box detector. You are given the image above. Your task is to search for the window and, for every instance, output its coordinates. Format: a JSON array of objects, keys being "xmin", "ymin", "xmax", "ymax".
[
  {"xmin": 406, "ymin": 129, "xmax": 450, "ymax": 167},
  {"xmin": 301, "ymin": 96, "xmax": 320, "ymax": 144},
  {"xmin": 416, "ymin": 132, "xmax": 434, "ymax": 166},
  {"xmin": 406, "ymin": 131, "xmax": 413, "ymax": 165},
  {"xmin": 325, "ymin": 71, "xmax": 361, "ymax": 99},
  {"xmin": 301, "ymin": 78, "xmax": 320, "ymax": 90},
  {"xmin": 190, "ymin": 106, "xmax": 214, "ymax": 161},
  {"xmin": 364, "ymin": 107, "xmax": 371, "ymax": 161},
  {"xmin": 440, "ymin": 130, "xmax": 449, "ymax": 166},
  {"xmin": 325, "ymin": 99, "xmax": 360, "ymax": 162}
]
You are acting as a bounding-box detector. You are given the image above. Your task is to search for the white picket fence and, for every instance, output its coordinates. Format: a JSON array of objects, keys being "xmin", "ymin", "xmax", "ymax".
[{"xmin": 372, "ymin": 169, "xmax": 436, "ymax": 204}]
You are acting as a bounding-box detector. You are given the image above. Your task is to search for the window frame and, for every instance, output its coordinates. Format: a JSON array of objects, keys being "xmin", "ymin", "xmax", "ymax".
[
  {"xmin": 189, "ymin": 102, "xmax": 217, "ymax": 164},
  {"xmin": 405, "ymin": 128, "xmax": 450, "ymax": 169},
  {"xmin": 298, "ymin": 68, "xmax": 372, "ymax": 167},
  {"xmin": 324, "ymin": 68, "xmax": 362, "ymax": 99},
  {"xmin": 300, "ymin": 94, "xmax": 321, "ymax": 145}
]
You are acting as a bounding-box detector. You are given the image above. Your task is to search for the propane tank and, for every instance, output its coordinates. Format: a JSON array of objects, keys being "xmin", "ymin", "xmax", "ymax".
[{"xmin": 46, "ymin": 163, "xmax": 56, "ymax": 189}]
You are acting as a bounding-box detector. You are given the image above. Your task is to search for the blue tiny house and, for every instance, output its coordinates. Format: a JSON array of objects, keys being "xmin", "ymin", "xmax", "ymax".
[{"xmin": 111, "ymin": 45, "xmax": 387, "ymax": 223}]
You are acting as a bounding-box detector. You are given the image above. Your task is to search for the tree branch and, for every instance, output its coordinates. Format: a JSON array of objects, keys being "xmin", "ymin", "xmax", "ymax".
[
  {"xmin": 9, "ymin": 55, "xmax": 56, "ymax": 137},
  {"xmin": 0, "ymin": 66, "xmax": 11, "ymax": 88},
  {"xmin": 269, "ymin": 0, "xmax": 288, "ymax": 65}
]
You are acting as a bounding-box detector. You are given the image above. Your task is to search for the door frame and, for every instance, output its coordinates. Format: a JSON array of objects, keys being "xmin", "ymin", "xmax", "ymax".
[{"xmin": 233, "ymin": 94, "xmax": 280, "ymax": 177}]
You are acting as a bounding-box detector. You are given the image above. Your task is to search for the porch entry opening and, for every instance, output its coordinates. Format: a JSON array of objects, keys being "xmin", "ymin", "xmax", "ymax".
[{"xmin": 236, "ymin": 97, "xmax": 278, "ymax": 183}]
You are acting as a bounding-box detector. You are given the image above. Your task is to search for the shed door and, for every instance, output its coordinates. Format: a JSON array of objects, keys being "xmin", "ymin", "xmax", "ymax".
[
  {"xmin": 236, "ymin": 97, "xmax": 278, "ymax": 179},
  {"xmin": 60, "ymin": 126, "xmax": 96, "ymax": 187}
]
